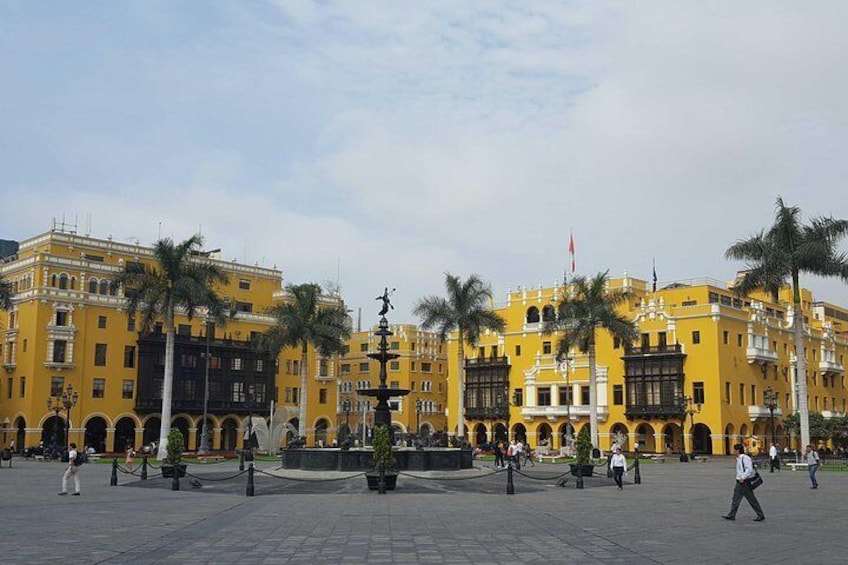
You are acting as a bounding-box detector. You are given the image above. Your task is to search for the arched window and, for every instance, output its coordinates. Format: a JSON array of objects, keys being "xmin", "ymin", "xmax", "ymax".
[
  {"xmin": 526, "ymin": 306, "xmax": 540, "ymax": 324},
  {"xmin": 108, "ymin": 282, "xmax": 117, "ymax": 296},
  {"xmin": 51, "ymin": 274, "xmax": 57, "ymax": 287},
  {"xmin": 99, "ymin": 280, "xmax": 108, "ymax": 295},
  {"xmin": 88, "ymin": 279, "xmax": 98, "ymax": 294},
  {"xmin": 58, "ymin": 274, "xmax": 69, "ymax": 290},
  {"xmin": 542, "ymin": 305, "xmax": 555, "ymax": 322},
  {"xmin": 70, "ymin": 277, "xmax": 76, "ymax": 290}
]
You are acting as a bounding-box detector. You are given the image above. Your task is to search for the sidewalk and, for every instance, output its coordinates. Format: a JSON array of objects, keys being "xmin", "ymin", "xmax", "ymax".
[{"xmin": 0, "ymin": 457, "xmax": 844, "ymax": 563}]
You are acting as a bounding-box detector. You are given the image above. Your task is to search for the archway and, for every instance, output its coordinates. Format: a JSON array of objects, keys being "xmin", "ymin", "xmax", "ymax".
[
  {"xmin": 42, "ymin": 415, "xmax": 66, "ymax": 448},
  {"xmin": 494, "ymin": 423, "xmax": 508, "ymax": 444},
  {"xmin": 172, "ymin": 417, "xmax": 191, "ymax": 450},
  {"xmin": 315, "ymin": 418, "xmax": 330, "ymax": 447},
  {"xmin": 635, "ymin": 423, "xmax": 655, "ymax": 453},
  {"xmin": 474, "ymin": 422, "xmax": 488, "ymax": 446},
  {"xmin": 724, "ymin": 423, "xmax": 735, "ymax": 455},
  {"xmin": 14, "ymin": 417, "xmax": 26, "ymax": 451},
  {"xmin": 661, "ymin": 423, "xmax": 683, "ymax": 453},
  {"xmin": 114, "ymin": 417, "xmax": 136, "ymax": 452},
  {"xmin": 692, "ymin": 423, "xmax": 712, "ymax": 455},
  {"xmin": 610, "ymin": 423, "xmax": 629, "ymax": 450},
  {"xmin": 143, "ymin": 417, "xmax": 161, "ymax": 445},
  {"xmin": 512, "ymin": 423, "xmax": 527, "ymax": 443},
  {"xmin": 84, "ymin": 416, "xmax": 108, "ymax": 453},
  {"xmin": 536, "ymin": 423, "xmax": 553, "ymax": 448},
  {"xmin": 420, "ymin": 423, "xmax": 433, "ymax": 437},
  {"xmin": 526, "ymin": 307, "xmax": 540, "ymax": 324},
  {"xmin": 221, "ymin": 418, "xmax": 238, "ymax": 451}
]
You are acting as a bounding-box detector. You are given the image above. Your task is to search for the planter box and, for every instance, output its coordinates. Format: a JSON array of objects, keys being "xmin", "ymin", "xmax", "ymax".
[
  {"xmin": 366, "ymin": 471, "xmax": 398, "ymax": 491},
  {"xmin": 161, "ymin": 463, "xmax": 187, "ymax": 478},
  {"xmin": 569, "ymin": 463, "xmax": 595, "ymax": 477}
]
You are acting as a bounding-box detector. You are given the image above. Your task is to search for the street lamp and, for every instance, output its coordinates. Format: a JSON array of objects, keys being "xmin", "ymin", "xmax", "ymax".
[
  {"xmin": 46, "ymin": 397, "xmax": 62, "ymax": 448},
  {"xmin": 48, "ymin": 384, "xmax": 78, "ymax": 451},
  {"xmin": 246, "ymin": 383, "xmax": 255, "ymax": 455},
  {"xmin": 198, "ymin": 319, "xmax": 213, "ymax": 455},
  {"xmin": 764, "ymin": 387, "xmax": 778, "ymax": 448},
  {"xmin": 342, "ymin": 397, "xmax": 351, "ymax": 443},
  {"xmin": 1, "ymin": 417, "xmax": 9, "ymax": 446},
  {"xmin": 680, "ymin": 395, "xmax": 701, "ymax": 462},
  {"xmin": 415, "ymin": 397, "xmax": 422, "ymax": 436}
]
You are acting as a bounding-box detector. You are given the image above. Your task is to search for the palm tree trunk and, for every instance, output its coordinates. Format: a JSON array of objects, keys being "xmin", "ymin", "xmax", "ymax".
[
  {"xmin": 588, "ymin": 338, "xmax": 599, "ymax": 449},
  {"xmin": 793, "ymin": 273, "xmax": 810, "ymax": 449},
  {"xmin": 457, "ymin": 338, "xmax": 465, "ymax": 439},
  {"xmin": 157, "ymin": 314, "xmax": 175, "ymax": 460},
  {"xmin": 298, "ymin": 343, "xmax": 309, "ymax": 440}
]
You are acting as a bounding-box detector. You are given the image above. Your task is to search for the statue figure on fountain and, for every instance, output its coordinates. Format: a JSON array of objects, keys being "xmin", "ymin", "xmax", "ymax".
[{"xmin": 376, "ymin": 287, "xmax": 395, "ymax": 317}]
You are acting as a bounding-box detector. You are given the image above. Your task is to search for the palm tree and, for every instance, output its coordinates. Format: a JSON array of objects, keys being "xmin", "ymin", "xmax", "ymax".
[
  {"xmin": 112, "ymin": 235, "xmax": 228, "ymax": 459},
  {"xmin": 0, "ymin": 275, "xmax": 12, "ymax": 311},
  {"xmin": 543, "ymin": 271, "xmax": 637, "ymax": 448},
  {"xmin": 260, "ymin": 283, "xmax": 351, "ymax": 439},
  {"xmin": 413, "ymin": 273, "xmax": 506, "ymax": 439},
  {"xmin": 726, "ymin": 197, "xmax": 848, "ymax": 449}
]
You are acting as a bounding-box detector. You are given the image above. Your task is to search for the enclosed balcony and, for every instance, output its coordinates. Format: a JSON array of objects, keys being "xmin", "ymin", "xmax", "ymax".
[{"xmin": 746, "ymin": 334, "xmax": 778, "ymax": 365}]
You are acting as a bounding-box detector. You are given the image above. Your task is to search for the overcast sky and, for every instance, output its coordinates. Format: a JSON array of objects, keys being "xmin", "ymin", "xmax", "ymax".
[{"xmin": 2, "ymin": 2, "xmax": 848, "ymax": 322}]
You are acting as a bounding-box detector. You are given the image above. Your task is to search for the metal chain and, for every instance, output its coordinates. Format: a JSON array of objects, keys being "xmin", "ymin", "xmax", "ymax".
[{"xmin": 255, "ymin": 468, "xmax": 366, "ymax": 482}]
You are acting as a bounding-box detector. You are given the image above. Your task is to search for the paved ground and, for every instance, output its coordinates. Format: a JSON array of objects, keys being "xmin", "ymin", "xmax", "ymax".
[{"xmin": 1, "ymin": 456, "xmax": 845, "ymax": 564}]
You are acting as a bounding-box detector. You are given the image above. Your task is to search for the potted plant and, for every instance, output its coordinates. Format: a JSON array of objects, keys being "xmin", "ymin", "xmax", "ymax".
[
  {"xmin": 570, "ymin": 426, "xmax": 595, "ymax": 477},
  {"xmin": 161, "ymin": 429, "xmax": 187, "ymax": 478},
  {"xmin": 366, "ymin": 424, "xmax": 398, "ymax": 491}
]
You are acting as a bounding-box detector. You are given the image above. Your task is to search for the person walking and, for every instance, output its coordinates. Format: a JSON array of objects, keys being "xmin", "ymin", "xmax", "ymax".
[
  {"xmin": 769, "ymin": 443, "xmax": 780, "ymax": 473},
  {"xmin": 125, "ymin": 445, "xmax": 136, "ymax": 473},
  {"xmin": 805, "ymin": 444, "xmax": 821, "ymax": 489},
  {"xmin": 723, "ymin": 443, "xmax": 765, "ymax": 522},
  {"xmin": 521, "ymin": 442, "xmax": 536, "ymax": 467},
  {"xmin": 611, "ymin": 447, "xmax": 627, "ymax": 490},
  {"xmin": 58, "ymin": 442, "xmax": 81, "ymax": 496},
  {"xmin": 493, "ymin": 440, "xmax": 504, "ymax": 468}
]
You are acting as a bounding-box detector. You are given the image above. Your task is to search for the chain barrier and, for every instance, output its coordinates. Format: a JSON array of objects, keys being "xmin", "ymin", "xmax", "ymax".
[
  {"xmin": 254, "ymin": 468, "xmax": 367, "ymax": 482},
  {"xmin": 511, "ymin": 468, "xmax": 573, "ymax": 481},
  {"xmin": 183, "ymin": 469, "xmax": 249, "ymax": 482},
  {"xmin": 397, "ymin": 468, "xmax": 503, "ymax": 481}
]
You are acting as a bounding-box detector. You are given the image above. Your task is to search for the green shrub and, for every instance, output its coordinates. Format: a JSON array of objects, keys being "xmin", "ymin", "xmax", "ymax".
[
  {"xmin": 166, "ymin": 429, "xmax": 184, "ymax": 465},
  {"xmin": 575, "ymin": 426, "xmax": 592, "ymax": 465},
  {"xmin": 372, "ymin": 425, "xmax": 395, "ymax": 470}
]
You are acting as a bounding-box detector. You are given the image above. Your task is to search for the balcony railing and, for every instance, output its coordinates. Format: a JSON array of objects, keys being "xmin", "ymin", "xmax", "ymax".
[
  {"xmin": 465, "ymin": 356, "xmax": 510, "ymax": 367},
  {"xmin": 465, "ymin": 407, "xmax": 510, "ymax": 420},
  {"xmin": 748, "ymin": 405, "xmax": 783, "ymax": 420},
  {"xmin": 521, "ymin": 405, "xmax": 608, "ymax": 421},
  {"xmin": 624, "ymin": 404, "xmax": 685, "ymax": 419},
  {"xmin": 746, "ymin": 346, "xmax": 778, "ymax": 365},
  {"xmin": 819, "ymin": 360, "xmax": 844, "ymax": 375},
  {"xmin": 623, "ymin": 344, "xmax": 683, "ymax": 357},
  {"xmin": 135, "ymin": 398, "xmax": 272, "ymax": 414}
]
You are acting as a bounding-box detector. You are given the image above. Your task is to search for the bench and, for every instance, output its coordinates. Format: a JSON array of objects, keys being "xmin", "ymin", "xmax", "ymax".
[
  {"xmin": 537, "ymin": 447, "xmax": 570, "ymax": 463},
  {"xmin": 787, "ymin": 462, "xmax": 809, "ymax": 471},
  {"xmin": 196, "ymin": 456, "xmax": 225, "ymax": 464},
  {"xmin": 651, "ymin": 455, "xmax": 667, "ymax": 463},
  {"xmin": 695, "ymin": 456, "xmax": 709, "ymax": 463}
]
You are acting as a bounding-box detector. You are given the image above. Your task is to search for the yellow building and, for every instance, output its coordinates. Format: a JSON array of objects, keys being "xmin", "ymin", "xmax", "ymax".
[
  {"xmin": 452, "ymin": 275, "xmax": 848, "ymax": 455},
  {"xmin": 0, "ymin": 227, "xmax": 344, "ymax": 454},
  {"xmin": 338, "ymin": 324, "xmax": 448, "ymax": 444}
]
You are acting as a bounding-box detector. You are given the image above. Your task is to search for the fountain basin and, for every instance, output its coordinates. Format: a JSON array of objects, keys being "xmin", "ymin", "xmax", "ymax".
[{"xmin": 281, "ymin": 447, "xmax": 473, "ymax": 471}]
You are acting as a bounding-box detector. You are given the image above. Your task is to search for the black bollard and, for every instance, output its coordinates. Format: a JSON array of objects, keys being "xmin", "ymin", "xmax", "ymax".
[
  {"xmin": 239, "ymin": 451, "xmax": 245, "ymax": 472},
  {"xmin": 171, "ymin": 467, "xmax": 180, "ymax": 491},
  {"xmin": 378, "ymin": 463, "xmax": 386, "ymax": 495},
  {"xmin": 141, "ymin": 456, "xmax": 148, "ymax": 480},
  {"xmin": 576, "ymin": 461, "xmax": 584, "ymax": 489},
  {"xmin": 246, "ymin": 463, "xmax": 255, "ymax": 497},
  {"xmin": 111, "ymin": 457, "xmax": 118, "ymax": 486},
  {"xmin": 506, "ymin": 464, "xmax": 515, "ymax": 495},
  {"xmin": 634, "ymin": 458, "xmax": 642, "ymax": 484}
]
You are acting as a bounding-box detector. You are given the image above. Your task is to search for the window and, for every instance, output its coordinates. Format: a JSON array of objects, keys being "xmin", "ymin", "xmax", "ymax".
[
  {"xmin": 641, "ymin": 334, "xmax": 650, "ymax": 349},
  {"xmin": 92, "ymin": 378, "xmax": 105, "ymax": 398},
  {"xmin": 255, "ymin": 359, "xmax": 264, "ymax": 372},
  {"xmin": 739, "ymin": 383, "xmax": 745, "ymax": 405},
  {"xmin": 478, "ymin": 346, "xmax": 485, "ymax": 358},
  {"xmin": 319, "ymin": 388, "xmax": 327, "ymax": 404},
  {"xmin": 232, "ymin": 358, "xmax": 243, "ymax": 371},
  {"xmin": 55, "ymin": 311, "xmax": 68, "ymax": 327},
  {"xmin": 515, "ymin": 344, "xmax": 521, "ymax": 356},
  {"xmin": 513, "ymin": 389, "xmax": 523, "ymax": 407},
  {"xmin": 737, "ymin": 334, "xmax": 743, "ymax": 347},
  {"xmin": 537, "ymin": 388, "xmax": 551, "ymax": 406},
  {"xmin": 341, "ymin": 364, "xmax": 351, "ymax": 374},
  {"xmin": 183, "ymin": 379, "xmax": 196, "ymax": 399},
  {"xmin": 411, "ymin": 362, "xmax": 416, "ymax": 372},
  {"xmin": 613, "ymin": 385, "xmax": 623, "ymax": 405},
  {"xmin": 723, "ymin": 331, "xmax": 729, "ymax": 345},
  {"xmin": 360, "ymin": 343, "xmax": 369, "ymax": 352},
  {"xmin": 178, "ymin": 324, "xmax": 192, "ymax": 336},
  {"xmin": 239, "ymin": 278, "xmax": 251, "ymax": 290},
  {"xmin": 390, "ymin": 361, "xmax": 399, "ymax": 371},
  {"xmin": 51, "ymin": 376, "xmax": 64, "ymax": 397},
  {"xmin": 542, "ymin": 341, "xmax": 552, "ymax": 354},
  {"xmin": 613, "ymin": 337, "xmax": 621, "ymax": 349},
  {"xmin": 693, "ymin": 382, "xmax": 705, "ymax": 405},
  {"xmin": 391, "ymin": 341, "xmax": 400, "ymax": 350},
  {"xmin": 20, "ymin": 376, "xmax": 25, "ymax": 397},
  {"xmin": 319, "ymin": 358, "xmax": 328, "ymax": 377},
  {"xmin": 181, "ymin": 354, "xmax": 197, "ymax": 368},
  {"xmin": 390, "ymin": 381, "xmax": 399, "ymax": 389},
  {"xmin": 410, "ymin": 381, "xmax": 416, "ymax": 391},
  {"xmin": 98, "ymin": 316, "xmax": 107, "ymax": 329},
  {"xmin": 422, "ymin": 362, "xmax": 432, "ymax": 373},
  {"xmin": 232, "ymin": 382, "xmax": 245, "ymax": 402},
  {"xmin": 692, "ymin": 331, "xmax": 700, "ymax": 345},
  {"xmin": 658, "ymin": 332, "xmax": 667, "ymax": 348},
  {"xmin": 359, "ymin": 362, "xmax": 369, "ymax": 372},
  {"xmin": 6, "ymin": 378, "xmax": 10, "ymax": 399},
  {"xmin": 52, "ymin": 341, "xmax": 67, "ymax": 363},
  {"xmin": 127, "ymin": 315, "xmax": 136, "ymax": 332},
  {"xmin": 581, "ymin": 386, "xmax": 590, "ymax": 405},
  {"xmin": 341, "ymin": 345, "xmax": 350, "ymax": 355},
  {"xmin": 235, "ymin": 302, "xmax": 253, "ymax": 313},
  {"xmin": 559, "ymin": 386, "xmax": 573, "ymax": 406},
  {"xmin": 94, "ymin": 344, "xmax": 107, "ymax": 366},
  {"xmin": 122, "ymin": 380, "xmax": 134, "ymax": 399}
]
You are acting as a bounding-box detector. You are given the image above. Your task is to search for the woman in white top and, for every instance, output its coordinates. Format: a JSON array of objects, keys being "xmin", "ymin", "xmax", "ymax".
[{"xmin": 610, "ymin": 448, "xmax": 627, "ymax": 490}]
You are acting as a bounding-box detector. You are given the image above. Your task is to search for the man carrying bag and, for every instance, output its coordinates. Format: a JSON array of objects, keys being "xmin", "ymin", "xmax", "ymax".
[{"xmin": 722, "ymin": 443, "xmax": 765, "ymax": 522}]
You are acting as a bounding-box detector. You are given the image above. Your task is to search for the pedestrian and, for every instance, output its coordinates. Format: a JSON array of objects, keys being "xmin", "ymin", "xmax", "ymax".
[
  {"xmin": 611, "ymin": 447, "xmax": 627, "ymax": 490},
  {"xmin": 59, "ymin": 442, "xmax": 81, "ymax": 496},
  {"xmin": 768, "ymin": 443, "xmax": 780, "ymax": 473},
  {"xmin": 514, "ymin": 440, "xmax": 524, "ymax": 470},
  {"xmin": 507, "ymin": 440, "xmax": 517, "ymax": 468},
  {"xmin": 521, "ymin": 442, "xmax": 535, "ymax": 467},
  {"xmin": 722, "ymin": 443, "xmax": 765, "ymax": 522},
  {"xmin": 125, "ymin": 445, "xmax": 136, "ymax": 472},
  {"xmin": 494, "ymin": 440, "xmax": 504, "ymax": 468},
  {"xmin": 805, "ymin": 444, "xmax": 821, "ymax": 489}
]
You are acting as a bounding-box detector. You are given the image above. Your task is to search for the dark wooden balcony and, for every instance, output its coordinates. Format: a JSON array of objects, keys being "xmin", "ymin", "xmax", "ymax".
[
  {"xmin": 624, "ymin": 403, "xmax": 686, "ymax": 420},
  {"xmin": 465, "ymin": 356, "xmax": 510, "ymax": 367},
  {"xmin": 622, "ymin": 344, "xmax": 683, "ymax": 358}
]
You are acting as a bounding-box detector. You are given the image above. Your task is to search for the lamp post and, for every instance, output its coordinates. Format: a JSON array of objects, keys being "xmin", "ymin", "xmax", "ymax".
[
  {"xmin": 198, "ymin": 319, "xmax": 213, "ymax": 455},
  {"xmin": 415, "ymin": 397, "xmax": 422, "ymax": 436},
  {"xmin": 46, "ymin": 397, "xmax": 62, "ymax": 448},
  {"xmin": 1, "ymin": 417, "xmax": 9, "ymax": 446},
  {"xmin": 246, "ymin": 383, "xmax": 255, "ymax": 455},
  {"xmin": 681, "ymin": 394, "xmax": 701, "ymax": 462},
  {"xmin": 342, "ymin": 397, "xmax": 351, "ymax": 443},
  {"xmin": 764, "ymin": 387, "xmax": 778, "ymax": 448}
]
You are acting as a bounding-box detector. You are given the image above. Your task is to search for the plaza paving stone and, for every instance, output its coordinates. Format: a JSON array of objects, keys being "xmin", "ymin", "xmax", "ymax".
[{"xmin": 1, "ymin": 456, "xmax": 845, "ymax": 564}]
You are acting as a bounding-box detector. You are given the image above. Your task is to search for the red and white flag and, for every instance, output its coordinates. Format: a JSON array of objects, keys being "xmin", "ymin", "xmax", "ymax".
[{"xmin": 568, "ymin": 232, "xmax": 576, "ymax": 273}]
